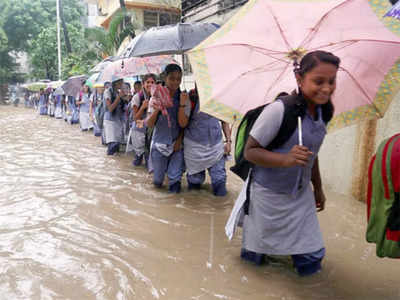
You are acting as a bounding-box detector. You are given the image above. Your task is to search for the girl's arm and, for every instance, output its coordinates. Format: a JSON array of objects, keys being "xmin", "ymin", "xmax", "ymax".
[
  {"xmin": 311, "ymin": 156, "xmax": 326, "ymax": 211},
  {"xmin": 89, "ymin": 98, "xmax": 93, "ymax": 119},
  {"xmin": 106, "ymin": 94, "xmax": 121, "ymax": 113},
  {"xmin": 178, "ymin": 92, "xmax": 190, "ymax": 128},
  {"xmin": 174, "ymin": 130, "xmax": 184, "ymax": 152},
  {"xmin": 244, "ymin": 136, "xmax": 312, "ymax": 168},
  {"xmin": 221, "ymin": 121, "xmax": 232, "ymax": 154},
  {"xmin": 133, "ymin": 100, "xmax": 149, "ymax": 121},
  {"xmin": 146, "ymin": 108, "xmax": 160, "ymax": 128}
]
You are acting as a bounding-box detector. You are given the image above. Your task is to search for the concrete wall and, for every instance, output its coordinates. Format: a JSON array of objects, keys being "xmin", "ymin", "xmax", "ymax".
[{"xmin": 319, "ymin": 91, "xmax": 400, "ymax": 199}]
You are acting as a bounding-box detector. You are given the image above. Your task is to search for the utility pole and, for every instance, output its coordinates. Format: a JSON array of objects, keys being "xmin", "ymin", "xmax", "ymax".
[{"xmin": 56, "ymin": 0, "xmax": 62, "ymax": 80}]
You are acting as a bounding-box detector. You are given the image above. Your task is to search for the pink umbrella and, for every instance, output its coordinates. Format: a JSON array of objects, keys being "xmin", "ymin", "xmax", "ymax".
[
  {"xmin": 188, "ymin": 0, "xmax": 400, "ymax": 131},
  {"xmin": 96, "ymin": 55, "xmax": 178, "ymax": 83}
]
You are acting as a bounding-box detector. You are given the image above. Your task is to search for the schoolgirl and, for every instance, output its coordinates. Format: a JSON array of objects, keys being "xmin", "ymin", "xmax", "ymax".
[
  {"xmin": 103, "ymin": 78, "xmax": 125, "ymax": 155},
  {"xmin": 38, "ymin": 88, "xmax": 48, "ymax": 115},
  {"xmin": 66, "ymin": 95, "xmax": 79, "ymax": 125},
  {"xmin": 178, "ymin": 87, "xmax": 231, "ymax": 196},
  {"xmin": 76, "ymin": 84, "xmax": 93, "ymax": 131},
  {"xmin": 54, "ymin": 93, "xmax": 63, "ymax": 119},
  {"xmin": 89, "ymin": 85, "xmax": 104, "ymax": 137},
  {"xmin": 146, "ymin": 64, "xmax": 188, "ymax": 193},
  {"xmin": 236, "ymin": 51, "xmax": 340, "ymax": 276},
  {"xmin": 130, "ymin": 73, "xmax": 156, "ymax": 167}
]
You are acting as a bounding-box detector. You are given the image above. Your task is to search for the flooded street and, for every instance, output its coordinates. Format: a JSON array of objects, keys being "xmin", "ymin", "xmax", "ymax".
[{"xmin": 0, "ymin": 106, "xmax": 399, "ymax": 300}]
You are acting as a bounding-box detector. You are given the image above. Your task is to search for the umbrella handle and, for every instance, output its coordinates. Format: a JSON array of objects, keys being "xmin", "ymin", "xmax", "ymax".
[
  {"xmin": 298, "ymin": 116, "xmax": 303, "ymax": 146},
  {"xmin": 181, "ymin": 54, "xmax": 187, "ymax": 91}
]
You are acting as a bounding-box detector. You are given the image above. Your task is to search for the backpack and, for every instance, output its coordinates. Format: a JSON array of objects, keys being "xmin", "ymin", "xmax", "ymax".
[{"xmin": 230, "ymin": 93, "xmax": 333, "ymax": 181}]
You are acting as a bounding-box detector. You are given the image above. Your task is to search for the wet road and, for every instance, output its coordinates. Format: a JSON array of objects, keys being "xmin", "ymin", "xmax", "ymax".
[{"xmin": 0, "ymin": 106, "xmax": 399, "ymax": 300}]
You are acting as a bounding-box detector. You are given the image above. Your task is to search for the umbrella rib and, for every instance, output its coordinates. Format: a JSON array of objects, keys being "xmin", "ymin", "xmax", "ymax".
[
  {"xmin": 339, "ymin": 65, "xmax": 383, "ymax": 118},
  {"xmin": 263, "ymin": 62, "xmax": 292, "ymax": 102},
  {"xmin": 310, "ymin": 39, "xmax": 400, "ymax": 51},
  {"xmin": 307, "ymin": 40, "xmax": 358, "ymax": 53},
  {"xmin": 195, "ymin": 43, "xmax": 287, "ymax": 55},
  {"xmin": 266, "ymin": 4, "xmax": 293, "ymax": 50},
  {"xmin": 212, "ymin": 62, "xmax": 291, "ymax": 113},
  {"xmin": 300, "ymin": 0, "xmax": 353, "ymax": 49}
]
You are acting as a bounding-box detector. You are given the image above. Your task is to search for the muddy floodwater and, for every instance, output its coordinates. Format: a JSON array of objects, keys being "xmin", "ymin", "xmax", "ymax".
[{"xmin": 0, "ymin": 106, "xmax": 399, "ymax": 300}]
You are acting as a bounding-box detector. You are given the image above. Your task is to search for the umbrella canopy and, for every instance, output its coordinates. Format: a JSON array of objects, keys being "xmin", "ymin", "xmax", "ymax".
[
  {"xmin": 96, "ymin": 55, "xmax": 177, "ymax": 83},
  {"xmin": 89, "ymin": 56, "xmax": 117, "ymax": 73},
  {"xmin": 23, "ymin": 82, "xmax": 47, "ymax": 92},
  {"xmin": 53, "ymin": 87, "xmax": 65, "ymax": 96},
  {"xmin": 188, "ymin": 0, "xmax": 400, "ymax": 130},
  {"xmin": 47, "ymin": 80, "xmax": 64, "ymax": 89},
  {"xmin": 85, "ymin": 73, "xmax": 100, "ymax": 88},
  {"xmin": 124, "ymin": 23, "xmax": 220, "ymax": 57},
  {"xmin": 61, "ymin": 75, "xmax": 88, "ymax": 97}
]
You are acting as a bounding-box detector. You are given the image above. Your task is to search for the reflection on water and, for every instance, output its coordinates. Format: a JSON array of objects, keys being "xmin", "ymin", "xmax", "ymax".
[{"xmin": 0, "ymin": 106, "xmax": 399, "ymax": 300}]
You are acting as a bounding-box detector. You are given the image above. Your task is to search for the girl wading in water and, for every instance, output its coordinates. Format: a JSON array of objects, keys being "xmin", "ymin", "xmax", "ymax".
[
  {"xmin": 146, "ymin": 64, "xmax": 188, "ymax": 193},
  {"xmin": 237, "ymin": 50, "xmax": 340, "ymax": 276}
]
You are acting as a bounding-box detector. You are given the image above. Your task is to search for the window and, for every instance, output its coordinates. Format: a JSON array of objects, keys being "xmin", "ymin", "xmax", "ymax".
[
  {"xmin": 182, "ymin": 0, "xmax": 209, "ymax": 14},
  {"xmin": 159, "ymin": 12, "xmax": 180, "ymax": 26},
  {"xmin": 144, "ymin": 11, "xmax": 181, "ymax": 29},
  {"xmin": 218, "ymin": 0, "xmax": 248, "ymax": 13},
  {"xmin": 143, "ymin": 11, "xmax": 158, "ymax": 28}
]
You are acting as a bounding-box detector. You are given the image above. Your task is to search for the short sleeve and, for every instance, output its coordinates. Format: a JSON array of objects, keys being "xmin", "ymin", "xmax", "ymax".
[
  {"xmin": 250, "ymin": 100, "xmax": 284, "ymax": 148},
  {"xmin": 132, "ymin": 93, "xmax": 141, "ymax": 108},
  {"xmin": 104, "ymin": 89, "xmax": 112, "ymax": 101}
]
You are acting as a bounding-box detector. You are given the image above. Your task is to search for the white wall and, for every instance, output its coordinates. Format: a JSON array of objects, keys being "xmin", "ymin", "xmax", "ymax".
[{"xmin": 319, "ymin": 91, "xmax": 400, "ymax": 196}]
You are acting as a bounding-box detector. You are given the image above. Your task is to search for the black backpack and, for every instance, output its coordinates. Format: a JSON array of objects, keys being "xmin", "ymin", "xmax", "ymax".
[{"xmin": 230, "ymin": 93, "xmax": 333, "ymax": 181}]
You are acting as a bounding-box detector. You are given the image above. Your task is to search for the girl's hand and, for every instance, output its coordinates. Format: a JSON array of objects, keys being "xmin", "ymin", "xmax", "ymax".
[
  {"xmin": 142, "ymin": 99, "xmax": 149, "ymax": 109},
  {"xmin": 314, "ymin": 189, "xmax": 326, "ymax": 212},
  {"xmin": 284, "ymin": 145, "xmax": 313, "ymax": 167},
  {"xmin": 173, "ymin": 139, "xmax": 182, "ymax": 152},
  {"xmin": 136, "ymin": 120, "xmax": 144, "ymax": 128},
  {"xmin": 180, "ymin": 91, "xmax": 189, "ymax": 106},
  {"xmin": 224, "ymin": 141, "xmax": 231, "ymax": 155}
]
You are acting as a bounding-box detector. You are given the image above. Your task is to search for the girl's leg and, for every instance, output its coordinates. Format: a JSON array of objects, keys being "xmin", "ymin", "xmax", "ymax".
[
  {"xmin": 166, "ymin": 149, "xmax": 184, "ymax": 193},
  {"xmin": 208, "ymin": 157, "xmax": 227, "ymax": 196},
  {"xmin": 107, "ymin": 142, "xmax": 119, "ymax": 155},
  {"xmin": 187, "ymin": 171, "xmax": 206, "ymax": 190},
  {"xmin": 151, "ymin": 147, "xmax": 168, "ymax": 187},
  {"xmin": 292, "ymin": 248, "xmax": 325, "ymax": 276},
  {"xmin": 132, "ymin": 153, "xmax": 144, "ymax": 166}
]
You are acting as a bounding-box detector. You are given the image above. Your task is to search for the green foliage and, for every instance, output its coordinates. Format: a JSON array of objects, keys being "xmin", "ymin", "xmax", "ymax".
[
  {"xmin": 0, "ymin": 0, "xmax": 87, "ymax": 83},
  {"xmin": 85, "ymin": 11, "xmax": 137, "ymax": 59}
]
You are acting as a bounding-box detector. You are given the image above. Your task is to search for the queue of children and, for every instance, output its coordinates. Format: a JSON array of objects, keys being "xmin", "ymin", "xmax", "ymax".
[
  {"xmin": 28, "ymin": 63, "xmax": 232, "ymax": 197},
  {"xmin": 27, "ymin": 50, "xmax": 344, "ymax": 277}
]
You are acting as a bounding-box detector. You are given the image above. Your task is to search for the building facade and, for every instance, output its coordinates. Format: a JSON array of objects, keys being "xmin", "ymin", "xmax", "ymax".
[
  {"xmin": 86, "ymin": 0, "xmax": 181, "ymax": 30},
  {"xmin": 182, "ymin": 0, "xmax": 247, "ymax": 24}
]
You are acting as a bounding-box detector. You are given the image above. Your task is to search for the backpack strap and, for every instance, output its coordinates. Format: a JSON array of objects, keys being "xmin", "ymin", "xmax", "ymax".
[{"xmin": 266, "ymin": 93, "xmax": 307, "ymax": 150}]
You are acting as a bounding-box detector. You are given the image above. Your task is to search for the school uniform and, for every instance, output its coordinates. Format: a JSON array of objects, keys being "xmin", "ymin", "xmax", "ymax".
[
  {"xmin": 184, "ymin": 101, "xmax": 227, "ymax": 196},
  {"xmin": 38, "ymin": 94, "xmax": 48, "ymax": 115},
  {"xmin": 54, "ymin": 95, "xmax": 63, "ymax": 119},
  {"xmin": 129, "ymin": 91, "xmax": 149, "ymax": 165},
  {"xmin": 48, "ymin": 93, "xmax": 55, "ymax": 117},
  {"xmin": 103, "ymin": 88, "xmax": 124, "ymax": 155},
  {"xmin": 79, "ymin": 93, "xmax": 93, "ymax": 131},
  {"xmin": 121, "ymin": 101, "xmax": 130, "ymax": 145},
  {"xmin": 67, "ymin": 96, "xmax": 79, "ymax": 124},
  {"xmin": 149, "ymin": 89, "xmax": 186, "ymax": 192},
  {"xmin": 230, "ymin": 100, "xmax": 327, "ymax": 276},
  {"xmin": 90, "ymin": 93, "xmax": 103, "ymax": 137}
]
